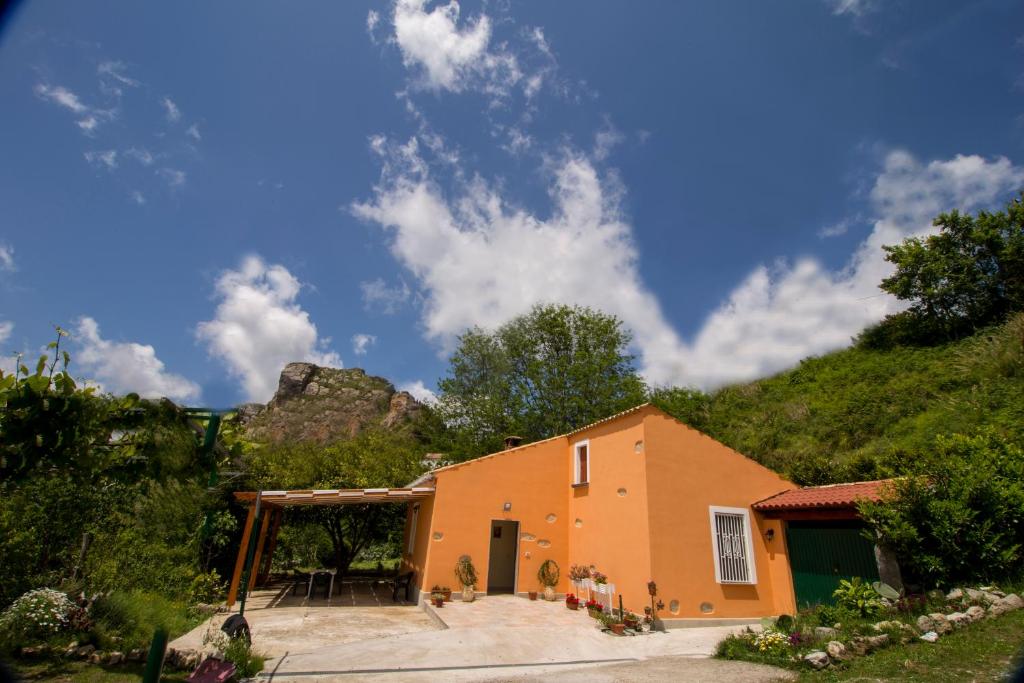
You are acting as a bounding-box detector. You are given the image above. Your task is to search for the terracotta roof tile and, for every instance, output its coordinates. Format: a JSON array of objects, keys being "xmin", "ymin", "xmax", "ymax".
[{"xmin": 753, "ymin": 479, "xmax": 895, "ymax": 511}]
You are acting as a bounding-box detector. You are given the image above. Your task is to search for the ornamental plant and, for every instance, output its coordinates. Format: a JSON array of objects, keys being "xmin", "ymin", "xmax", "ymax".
[
  {"xmin": 454, "ymin": 555, "xmax": 477, "ymax": 588},
  {"xmin": 568, "ymin": 564, "xmax": 590, "ymax": 582},
  {"xmin": 590, "ymin": 570, "xmax": 607, "ymax": 585},
  {"xmin": 752, "ymin": 629, "xmax": 790, "ymax": 656},
  {"xmin": 0, "ymin": 589, "xmax": 74, "ymax": 643},
  {"xmin": 537, "ymin": 559, "xmax": 560, "ymax": 588},
  {"xmin": 833, "ymin": 577, "xmax": 885, "ymax": 618}
]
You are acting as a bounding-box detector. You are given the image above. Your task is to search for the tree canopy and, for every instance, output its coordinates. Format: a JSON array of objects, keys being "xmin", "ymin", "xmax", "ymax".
[
  {"xmin": 244, "ymin": 429, "xmax": 425, "ymax": 573},
  {"xmin": 434, "ymin": 303, "xmax": 647, "ymax": 458},
  {"xmin": 861, "ymin": 192, "xmax": 1024, "ymax": 347}
]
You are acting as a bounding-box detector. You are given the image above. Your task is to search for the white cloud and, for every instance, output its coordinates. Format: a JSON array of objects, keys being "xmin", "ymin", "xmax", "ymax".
[
  {"xmin": 828, "ymin": 0, "xmax": 875, "ymax": 17},
  {"xmin": 186, "ymin": 123, "xmax": 201, "ymax": 141},
  {"xmin": 0, "ymin": 321, "xmax": 12, "ymax": 344},
  {"xmin": 0, "ymin": 244, "xmax": 14, "ymax": 272},
  {"xmin": 355, "ymin": 139, "xmax": 1024, "ymax": 390},
  {"xmin": 818, "ymin": 220, "xmax": 850, "ymax": 238},
  {"xmin": 360, "ymin": 277, "xmax": 412, "ymax": 314},
  {"xmin": 196, "ymin": 255, "xmax": 342, "ymax": 402},
  {"xmin": 97, "ymin": 61, "xmax": 140, "ymax": 88},
  {"xmin": 679, "ymin": 150, "xmax": 1024, "ymax": 388},
  {"xmin": 34, "ymin": 83, "xmax": 112, "ymax": 134},
  {"xmin": 162, "ymin": 96, "xmax": 181, "ymax": 123},
  {"xmin": 158, "ymin": 168, "xmax": 187, "ymax": 188},
  {"xmin": 367, "ymin": 9, "xmax": 381, "ymax": 39},
  {"xmin": 399, "ymin": 379, "xmax": 437, "ymax": 404},
  {"xmin": 131, "ymin": 190, "xmax": 146, "ymax": 205},
  {"xmin": 351, "ymin": 333, "xmax": 377, "ymax": 355},
  {"xmin": 74, "ymin": 316, "xmax": 200, "ymax": 402},
  {"xmin": 34, "ymin": 83, "xmax": 87, "ymax": 113},
  {"xmin": 125, "ymin": 147, "xmax": 155, "ymax": 165},
  {"xmin": 84, "ymin": 149, "xmax": 118, "ymax": 170},
  {"xmin": 353, "ymin": 139, "xmax": 691, "ymax": 385},
  {"xmin": 391, "ymin": 0, "xmax": 521, "ymax": 97}
]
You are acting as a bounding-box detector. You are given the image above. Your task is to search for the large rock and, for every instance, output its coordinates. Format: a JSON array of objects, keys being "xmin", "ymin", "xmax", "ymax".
[
  {"xmin": 917, "ymin": 613, "xmax": 952, "ymax": 635},
  {"xmin": 242, "ymin": 364, "xmax": 425, "ymax": 444},
  {"xmin": 920, "ymin": 631, "xmax": 939, "ymax": 643},
  {"xmin": 988, "ymin": 594, "xmax": 1023, "ymax": 617},
  {"xmin": 814, "ymin": 626, "xmax": 838, "ymax": 640},
  {"xmin": 946, "ymin": 611, "xmax": 971, "ymax": 629},
  {"xmin": 826, "ymin": 641, "xmax": 847, "ymax": 661},
  {"xmin": 804, "ymin": 651, "xmax": 830, "ymax": 669},
  {"xmin": 966, "ymin": 605, "xmax": 986, "ymax": 622}
]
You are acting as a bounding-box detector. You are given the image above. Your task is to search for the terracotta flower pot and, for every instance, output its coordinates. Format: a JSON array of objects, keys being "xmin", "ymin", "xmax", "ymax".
[
  {"xmin": 528, "ymin": 591, "xmax": 538, "ymax": 601},
  {"xmin": 567, "ymin": 601, "xmax": 579, "ymax": 610},
  {"xmin": 610, "ymin": 623, "xmax": 625, "ymax": 635}
]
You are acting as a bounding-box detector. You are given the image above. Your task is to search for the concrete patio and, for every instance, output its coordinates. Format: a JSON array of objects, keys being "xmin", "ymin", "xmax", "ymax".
[
  {"xmin": 257, "ymin": 595, "xmax": 773, "ymax": 682},
  {"xmin": 171, "ymin": 580, "xmax": 439, "ymax": 659}
]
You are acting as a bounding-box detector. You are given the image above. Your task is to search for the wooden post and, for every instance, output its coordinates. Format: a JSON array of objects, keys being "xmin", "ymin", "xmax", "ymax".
[
  {"xmin": 227, "ymin": 504, "xmax": 257, "ymax": 607},
  {"xmin": 257, "ymin": 509, "xmax": 283, "ymax": 586},
  {"xmin": 249, "ymin": 509, "xmax": 273, "ymax": 592}
]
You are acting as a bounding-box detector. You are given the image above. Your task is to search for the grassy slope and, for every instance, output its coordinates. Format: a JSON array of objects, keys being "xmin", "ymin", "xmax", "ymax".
[
  {"xmin": 799, "ymin": 609, "xmax": 1024, "ymax": 682},
  {"xmin": 656, "ymin": 315, "xmax": 1024, "ymax": 483}
]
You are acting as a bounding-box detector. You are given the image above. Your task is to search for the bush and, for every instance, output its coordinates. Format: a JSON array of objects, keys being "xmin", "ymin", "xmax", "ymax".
[
  {"xmin": 832, "ymin": 577, "xmax": 886, "ymax": 618},
  {"xmin": 0, "ymin": 589, "xmax": 74, "ymax": 646},
  {"xmin": 188, "ymin": 571, "xmax": 225, "ymax": 605},
  {"xmin": 860, "ymin": 430, "xmax": 1024, "ymax": 586}
]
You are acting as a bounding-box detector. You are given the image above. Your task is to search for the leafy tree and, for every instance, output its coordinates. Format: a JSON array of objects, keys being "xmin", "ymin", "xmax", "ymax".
[
  {"xmin": 859, "ymin": 430, "xmax": 1024, "ymax": 586},
  {"xmin": 865, "ymin": 192, "xmax": 1024, "ymax": 346},
  {"xmin": 245, "ymin": 430, "xmax": 424, "ymax": 573},
  {"xmin": 436, "ymin": 304, "xmax": 647, "ymax": 457}
]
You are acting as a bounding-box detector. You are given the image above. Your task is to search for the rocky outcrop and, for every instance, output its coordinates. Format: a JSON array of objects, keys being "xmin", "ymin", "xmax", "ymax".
[{"xmin": 239, "ymin": 363, "xmax": 425, "ymax": 444}]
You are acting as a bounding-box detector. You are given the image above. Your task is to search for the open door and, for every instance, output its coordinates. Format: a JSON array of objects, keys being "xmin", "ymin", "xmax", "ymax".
[{"xmin": 487, "ymin": 520, "xmax": 519, "ymax": 594}]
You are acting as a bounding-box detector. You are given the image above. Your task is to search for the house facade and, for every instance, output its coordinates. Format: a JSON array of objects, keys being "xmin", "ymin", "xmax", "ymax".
[{"xmin": 401, "ymin": 404, "xmax": 807, "ymax": 624}]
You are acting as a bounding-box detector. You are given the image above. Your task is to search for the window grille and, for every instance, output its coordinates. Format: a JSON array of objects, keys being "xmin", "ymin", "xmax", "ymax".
[{"xmin": 713, "ymin": 510, "xmax": 753, "ymax": 583}]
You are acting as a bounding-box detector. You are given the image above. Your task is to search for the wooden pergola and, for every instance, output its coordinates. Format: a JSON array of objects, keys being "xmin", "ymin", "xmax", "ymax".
[{"xmin": 227, "ymin": 487, "xmax": 435, "ymax": 607}]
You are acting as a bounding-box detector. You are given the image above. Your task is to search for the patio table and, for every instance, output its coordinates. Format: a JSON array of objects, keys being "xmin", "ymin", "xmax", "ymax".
[{"xmin": 306, "ymin": 569, "xmax": 336, "ymax": 599}]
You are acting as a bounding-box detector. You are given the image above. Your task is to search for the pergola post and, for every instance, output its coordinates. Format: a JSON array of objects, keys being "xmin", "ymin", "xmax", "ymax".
[
  {"xmin": 227, "ymin": 503, "xmax": 257, "ymax": 607},
  {"xmin": 249, "ymin": 509, "xmax": 274, "ymax": 591},
  {"xmin": 257, "ymin": 509, "xmax": 283, "ymax": 587}
]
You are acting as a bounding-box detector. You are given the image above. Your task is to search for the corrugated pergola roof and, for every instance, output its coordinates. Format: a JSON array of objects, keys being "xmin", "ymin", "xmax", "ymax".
[{"xmin": 233, "ymin": 487, "xmax": 435, "ymax": 507}]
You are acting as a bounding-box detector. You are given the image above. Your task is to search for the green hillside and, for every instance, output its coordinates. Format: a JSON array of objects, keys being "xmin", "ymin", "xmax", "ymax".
[{"xmin": 653, "ymin": 313, "xmax": 1024, "ymax": 485}]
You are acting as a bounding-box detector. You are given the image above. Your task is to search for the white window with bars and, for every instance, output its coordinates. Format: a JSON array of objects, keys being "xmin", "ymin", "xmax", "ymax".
[{"xmin": 709, "ymin": 506, "xmax": 757, "ymax": 584}]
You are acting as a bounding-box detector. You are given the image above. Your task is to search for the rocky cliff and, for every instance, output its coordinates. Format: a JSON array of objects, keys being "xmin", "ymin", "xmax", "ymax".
[{"xmin": 238, "ymin": 363, "xmax": 424, "ymax": 444}]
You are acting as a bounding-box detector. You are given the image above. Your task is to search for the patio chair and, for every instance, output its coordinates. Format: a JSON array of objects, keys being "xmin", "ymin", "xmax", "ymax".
[{"xmin": 390, "ymin": 571, "xmax": 414, "ymax": 602}]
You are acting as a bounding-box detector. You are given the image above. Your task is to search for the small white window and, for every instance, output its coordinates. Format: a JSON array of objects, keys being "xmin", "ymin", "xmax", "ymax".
[
  {"xmin": 709, "ymin": 506, "xmax": 757, "ymax": 584},
  {"xmin": 407, "ymin": 504, "xmax": 420, "ymax": 555},
  {"xmin": 573, "ymin": 440, "xmax": 590, "ymax": 485}
]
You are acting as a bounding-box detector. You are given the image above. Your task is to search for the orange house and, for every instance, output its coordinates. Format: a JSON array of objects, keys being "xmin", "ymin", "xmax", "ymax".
[{"xmin": 401, "ymin": 404, "xmax": 802, "ymax": 625}]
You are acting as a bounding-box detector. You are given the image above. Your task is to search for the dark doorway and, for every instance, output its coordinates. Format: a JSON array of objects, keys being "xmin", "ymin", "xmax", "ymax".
[
  {"xmin": 786, "ymin": 520, "xmax": 879, "ymax": 607},
  {"xmin": 487, "ymin": 520, "xmax": 519, "ymax": 594}
]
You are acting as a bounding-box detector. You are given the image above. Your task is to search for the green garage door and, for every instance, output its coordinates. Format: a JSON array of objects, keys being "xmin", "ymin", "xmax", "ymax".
[{"xmin": 786, "ymin": 521, "xmax": 879, "ymax": 608}]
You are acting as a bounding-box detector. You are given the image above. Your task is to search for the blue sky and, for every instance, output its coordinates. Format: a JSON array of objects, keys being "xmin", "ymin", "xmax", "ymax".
[{"xmin": 1, "ymin": 0, "xmax": 1023, "ymax": 407}]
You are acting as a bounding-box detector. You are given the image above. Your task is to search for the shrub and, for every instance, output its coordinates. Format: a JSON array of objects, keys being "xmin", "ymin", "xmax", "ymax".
[
  {"xmin": 89, "ymin": 590, "xmax": 197, "ymax": 650},
  {"xmin": 188, "ymin": 570, "xmax": 225, "ymax": 605},
  {"xmin": 860, "ymin": 430, "xmax": 1024, "ymax": 586},
  {"xmin": 832, "ymin": 577, "xmax": 885, "ymax": 618},
  {"xmin": 0, "ymin": 589, "xmax": 74, "ymax": 645}
]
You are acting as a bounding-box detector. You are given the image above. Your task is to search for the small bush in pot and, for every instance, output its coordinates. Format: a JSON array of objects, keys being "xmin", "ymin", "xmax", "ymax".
[
  {"xmin": 455, "ymin": 555, "xmax": 477, "ymax": 602},
  {"xmin": 585, "ymin": 598, "xmax": 602, "ymax": 617},
  {"xmin": 565, "ymin": 593, "xmax": 580, "ymax": 610},
  {"xmin": 538, "ymin": 559, "xmax": 560, "ymax": 601}
]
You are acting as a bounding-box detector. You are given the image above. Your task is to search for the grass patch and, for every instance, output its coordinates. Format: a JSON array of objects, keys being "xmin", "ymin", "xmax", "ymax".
[
  {"xmin": 89, "ymin": 590, "xmax": 202, "ymax": 651},
  {"xmin": 799, "ymin": 609, "xmax": 1024, "ymax": 682},
  {"xmin": 12, "ymin": 659, "xmax": 189, "ymax": 682}
]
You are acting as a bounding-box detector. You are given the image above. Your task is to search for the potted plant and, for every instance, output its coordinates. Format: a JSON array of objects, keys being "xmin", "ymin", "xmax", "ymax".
[
  {"xmin": 528, "ymin": 590, "xmax": 538, "ymax": 600},
  {"xmin": 623, "ymin": 611, "xmax": 640, "ymax": 630},
  {"xmin": 430, "ymin": 587, "xmax": 445, "ymax": 608},
  {"xmin": 590, "ymin": 569, "xmax": 607, "ymax": 585},
  {"xmin": 585, "ymin": 598, "xmax": 602, "ymax": 618},
  {"xmin": 537, "ymin": 559, "xmax": 560, "ymax": 601},
  {"xmin": 441, "ymin": 586, "xmax": 452, "ymax": 602},
  {"xmin": 455, "ymin": 555, "xmax": 477, "ymax": 602},
  {"xmin": 565, "ymin": 593, "xmax": 580, "ymax": 610}
]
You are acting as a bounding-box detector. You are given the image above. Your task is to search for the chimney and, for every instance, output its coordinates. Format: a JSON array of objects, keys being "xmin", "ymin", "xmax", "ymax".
[{"xmin": 503, "ymin": 436, "xmax": 523, "ymax": 450}]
